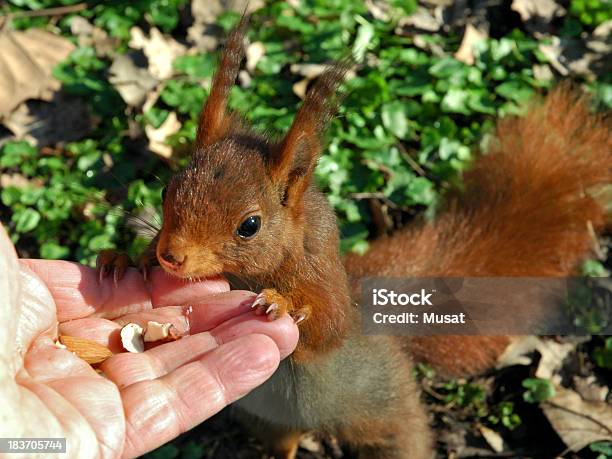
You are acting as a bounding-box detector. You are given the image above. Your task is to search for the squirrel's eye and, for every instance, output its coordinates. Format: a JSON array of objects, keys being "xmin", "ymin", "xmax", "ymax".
[{"xmin": 237, "ymin": 215, "xmax": 261, "ymax": 239}]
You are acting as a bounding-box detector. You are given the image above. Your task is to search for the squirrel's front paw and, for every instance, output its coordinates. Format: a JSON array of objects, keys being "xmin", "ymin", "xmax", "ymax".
[
  {"xmin": 251, "ymin": 289, "xmax": 310, "ymax": 324},
  {"xmin": 96, "ymin": 249, "xmax": 132, "ymax": 286},
  {"xmin": 251, "ymin": 289, "xmax": 289, "ymax": 321}
]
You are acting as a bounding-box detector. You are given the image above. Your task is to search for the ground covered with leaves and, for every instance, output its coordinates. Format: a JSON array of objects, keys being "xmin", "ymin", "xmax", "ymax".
[{"xmin": 0, "ymin": 0, "xmax": 610, "ymax": 458}]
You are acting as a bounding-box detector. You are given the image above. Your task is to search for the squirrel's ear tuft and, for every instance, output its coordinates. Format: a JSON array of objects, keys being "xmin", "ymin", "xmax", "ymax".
[
  {"xmin": 269, "ymin": 59, "xmax": 352, "ymax": 206},
  {"xmin": 195, "ymin": 15, "xmax": 249, "ymax": 149}
]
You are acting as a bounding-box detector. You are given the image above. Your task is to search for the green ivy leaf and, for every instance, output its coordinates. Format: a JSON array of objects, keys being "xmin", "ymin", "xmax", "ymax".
[
  {"xmin": 13, "ymin": 208, "xmax": 41, "ymax": 233},
  {"xmin": 40, "ymin": 242, "xmax": 70, "ymax": 259},
  {"xmin": 441, "ymin": 89, "xmax": 470, "ymax": 114},
  {"xmin": 381, "ymin": 101, "xmax": 409, "ymax": 139},
  {"xmin": 522, "ymin": 378, "xmax": 556, "ymax": 403}
]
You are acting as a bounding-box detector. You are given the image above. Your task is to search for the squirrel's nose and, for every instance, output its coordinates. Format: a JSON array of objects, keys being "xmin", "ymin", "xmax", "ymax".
[{"xmin": 159, "ymin": 251, "xmax": 186, "ymax": 270}]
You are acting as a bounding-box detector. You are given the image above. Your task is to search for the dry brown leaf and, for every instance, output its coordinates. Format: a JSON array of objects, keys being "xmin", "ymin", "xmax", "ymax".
[
  {"xmin": 246, "ymin": 41, "xmax": 266, "ymax": 72},
  {"xmin": 395, "ymin": 7, "xmax": 443, "ymax": 33},
  {"xmin": 0, "ymin": 26, "xmax": 75, "ymax": 118},
  {"xmin": 454, "ymin": 24, "xmax": 488, "ymax": 65},
  {"xmin": 365, "ymin": 0, "xmax": 392, "ymax": 22},
  {"xmin": 0, "ymin": 173, "xmax": 42, "ymax": 189},
  {"xmin": 3, "ymin": 92, "xmax": 90, "ymax": 146},
  {"xmin": 145, "ymin": 111, "xmax": 181, "ymax": 158},
  {"xmin": 129, "ymin": 27, "xmax": 186, "ymax": 80},
  {"xmin": 109, "ymin": 53, "xmax": 158, "ymax": 107},
  {"xmin": 290, "ymin": 63, "xmax": 328, "ymax": 99},
  {"xmin": 188, "ymin": 0, "xmax": 263, "ymax": 51},
  {"xmin": 496, "ymin": 336, "xmax": 578, "ymax": 380},
  {"xmin": 542, "ymin": 387, "xmax": 612, "ymax": 452},
  {"xmin": 511, "ymin": 0, "xmax": 564, "ymax": 22},
  {"xmin": 533, "ymin": 63, "xmax": 554, "ymax": 82},
  {"xmin": 496, "ymin": 336, "xmax": 542, "ymax": 368},
  {"xmin": 69, "ymin": 16, "xmax": 117, "ymax": 57},
  {"xmin": 539, "ymin": 38, "xmax": 569, "ymax": 75},
  {"xmin": 534, "ymin": 339, "xmax": 576, "ymax": 380},
  {"xmin": 238, "ymin": 70, "xmax": 252, "ymax": 88},
  {"xmin": 292, "ymin": 79, "xmax": 310, "ymax": 100},
  {"xmin": 290, "ymin": 63, "xmax": 329, "ymax": 79},
  {"xmin": 477, "ymin": 425, "xmax": 504, "ymax": 453},
  {"xmin": 573, "ymin": 376, "xmax": 609, "ymax": 403}
]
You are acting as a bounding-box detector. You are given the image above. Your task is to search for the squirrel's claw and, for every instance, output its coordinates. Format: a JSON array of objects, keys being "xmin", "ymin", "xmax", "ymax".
[
  {"xmin": 251, "ymin": 289, "xmax": 290, "ymax": 321},
  {"xmin": 292, "ymin": 307, "xmax": 311, "ymax": 324},
  {"xmin": 96, "ymin": 250, "xmax": 132, "ymax": 287},
  {"xmin": 251, "ymin": 295, "xmax": 267, "ymax": 310},
  {"xmin": 265, "ymin": 303, "xmax": 279, "ymax": 318},
  {"xmin": 137, "ymin": 250, "xmax": 158, "ymax": 283}
]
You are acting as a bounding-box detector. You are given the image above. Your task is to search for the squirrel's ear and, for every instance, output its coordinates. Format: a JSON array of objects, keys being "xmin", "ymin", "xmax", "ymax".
[
  {"xmin": 269, "ymin": 60, "xmax": 351, "ymax": 207},
  {"xmin": 195, "ymin": 16, "xmax": 248, "ymax": 149}
]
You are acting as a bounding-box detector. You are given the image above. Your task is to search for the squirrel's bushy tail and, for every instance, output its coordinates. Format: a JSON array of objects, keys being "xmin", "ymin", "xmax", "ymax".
[{"xmin": 345, "ymin": 86, "xmax": 611, "ymax": 375}]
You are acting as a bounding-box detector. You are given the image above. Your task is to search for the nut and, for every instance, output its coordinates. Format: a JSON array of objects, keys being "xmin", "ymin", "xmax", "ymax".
[
  {"xmin": 120, "ymin": 323, "xmax": 145, "ymax": 353},
  {"xmin": 59, "ymin": 335, "xmax": 113, "ymax": 365},
  {"xmin": 143, "ymin": 320, "xmax": 176, "ymax": 342}
]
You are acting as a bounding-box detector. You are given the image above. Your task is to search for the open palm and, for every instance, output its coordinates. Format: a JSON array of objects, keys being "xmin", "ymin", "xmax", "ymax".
[{"xmin": 0, "ymin": 228, "xmax": 298, "ymax": 459}]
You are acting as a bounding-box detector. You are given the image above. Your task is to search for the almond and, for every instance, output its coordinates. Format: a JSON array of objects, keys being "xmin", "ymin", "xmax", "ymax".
[{"xmin": 59, "ymin": 335, "xmax": 113, "ymax": 365}]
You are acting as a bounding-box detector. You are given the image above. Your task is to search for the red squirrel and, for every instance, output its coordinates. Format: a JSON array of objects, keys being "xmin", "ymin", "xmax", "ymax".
[{"xmin": 98, "ymin": 17, "xmax": 611, "ymax": 459}]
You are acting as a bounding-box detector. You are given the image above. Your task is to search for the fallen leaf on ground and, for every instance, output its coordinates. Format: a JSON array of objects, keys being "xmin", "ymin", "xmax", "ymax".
[
  {"xmin": 495, "ymin": 336, "xmax": 578, "ymax": 379},
  {"xmin": 454, "ymin": 24, "xmax": 488, "ymax": 65},
  {"xmin": 395, "ymin": 6, "xmax": 443, "ymax": 33},
  {"xmin": 0, "ymin": 173, "xmax": 43, "ymax": 189},
  {"xmin": 534, "ymin": 339, "xmax": 576, "ymax": 380},
  {"xmin": 290, "ymin": 63, "xmax": 328, "ymax": 99},
  {"xmin": 542, "ymin": 386, "xmax": 612, "ymax": 452},
  {"xmin": 69, "ymin": 16, "xmax": 117, "ymax": 57},
  {"xmin": 539, "ymin": 37, "xmax": 569, "ymax": 75},
  {"xmin": 573, "ymin": 376, "xmax": 609, "ymax": 402},
  {"xmin": 290, "ymin": 63, "xmax": 329, "ymax": 79},
  {"xmin": 478, "ymin": 425, "xmax": 505, "ymax": 453},
  {"xmin": 145, "ymin": 111, "xmax": 181, "ymax": 158},
  {"xmin": 3, "ymin": 92, "xmax": 91, "ymax": 146},
  {"xmin": 496, "ymin": 336, "xmax": 541, "ymax": 368},
  {"xmin": 109, "ymin": 53, "xmax": 158, "ymax": 107},
  {"xmin": 511, "ymin": 0, "xmax": 564, "ymax": 22},
  {"xmin": 365, "ymin": 0, "xmax": 392, "ymax": 22},
  {"xmin": 533, "ymin": 64, "xmax": 554, "ymax": 82},
  {"xmin": 188, "ymin": 0, "xmax": 263, "ymax": 51},
  {"xmin": 246, "ymin": 41, "xmax": 266, "ymax": 72},
  {"xmin": 129, "ymin": 27, "xmax": 187, "ymax": 80},
  {"xmin": 412, "ymin": 34, "xmax": 446, "ymax": 56},
  {"xmin": 0, "ymin": 25, "xmax": 75, "ymax": 118}
]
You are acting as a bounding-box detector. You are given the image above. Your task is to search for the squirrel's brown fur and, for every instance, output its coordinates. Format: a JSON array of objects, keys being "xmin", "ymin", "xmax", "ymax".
[
  {"xmin": 98, "ymin": 17, "xmax": 611, "ymax": 458},
  {"xmin": 345, "ymin": 88, "xmax": 611, "ymax": 375}
]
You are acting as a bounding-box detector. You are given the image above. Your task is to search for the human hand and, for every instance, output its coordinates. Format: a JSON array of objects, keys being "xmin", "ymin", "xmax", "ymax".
[{"xmin": 0, "ymin": 226, "xmax": 299, "ymax": 458}]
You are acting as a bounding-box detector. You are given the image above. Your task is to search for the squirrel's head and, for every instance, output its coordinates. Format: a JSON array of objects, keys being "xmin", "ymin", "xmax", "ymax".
[{"xmin": 155, "ymin": 17, "xmax": 349, "ymax": 279}]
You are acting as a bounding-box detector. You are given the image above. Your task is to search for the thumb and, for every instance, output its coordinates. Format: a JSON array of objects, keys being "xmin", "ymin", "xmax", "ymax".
[{"xmin": 0, "ymin": 225, "xmax": 21, "ymax": 376}]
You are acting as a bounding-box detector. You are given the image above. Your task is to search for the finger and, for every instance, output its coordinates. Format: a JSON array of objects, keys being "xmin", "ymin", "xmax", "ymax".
[
  {"xmin": 19, "ymin": 260, "xmax": 229, "ymax": 321},
  {"xmin": 187, "ymin": 290, "xmax": 256, "ymax": 332},
  {"xmin": 100, "ymin": 314, "xmax": 298, "ymax": 388},
  {"xmin": 148, "ymin": 269, "xmax": 228, "ymax": 307},
  {"xmin": 0, "ymin": 225, "xmax": 20, "ymax": 360},
  {"xmin": 23, "ymin": 335, "xmax": 100, "ymax": 382},
  {"xmin": 58, "ymin": 291, "xmax": 264, "ymax": 353},
  {"xmin": 120, "ymin": 334, "xmax": 280, "ymax": 458},
  {"xmin": 59, "ymin": 318, "xmax": 123, "ymax": 353},
  {"xmin": 113, "ymin": 306, "xmax": 190, "ymax": 334}
]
